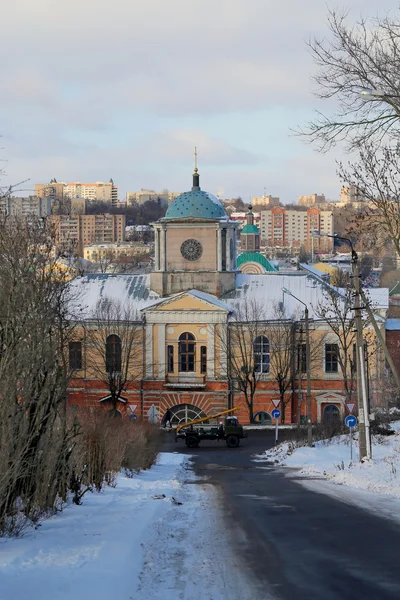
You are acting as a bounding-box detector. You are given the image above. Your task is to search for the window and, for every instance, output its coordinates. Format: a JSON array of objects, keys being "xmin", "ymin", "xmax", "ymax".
[
  {"xmin": 325, "ymin": 343, "xmax": 339, "ymax": 373},
  {"xmin": 167, "ymin": 345, "xmax": 174, "ymax": 373},
  {"xmin": 254, "ymin": 335, "xmax": 270, "ymax": 373},
  {"xmin": 201, "ymin": 346, "xmax": 207, "ymax": 374},
  {"xmin": 69, "ymin": 341, "xmax": 82, "ymax": 370},
  {"xmin": 297, "ymin": 343, "xmax": 307, "ymax": 373},
  {"xmin": 106, "ymin": 334, "xmax": 122, "ymax": 372},
  {"xmin": 179, "ymin": 332, "xmax": 195, "ymax": 372}
]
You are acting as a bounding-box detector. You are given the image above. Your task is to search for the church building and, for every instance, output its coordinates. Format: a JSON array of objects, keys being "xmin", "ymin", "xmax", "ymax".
[{"xmin": 67, "ymin": 166, "xmax": 388, "ymax": 426}]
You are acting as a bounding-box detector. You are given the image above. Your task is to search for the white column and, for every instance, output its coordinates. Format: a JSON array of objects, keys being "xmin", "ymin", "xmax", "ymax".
[
  {"xmin": 217, "ymin": 227, "xmax": 222, "ymax": 271},
  {"xmin": 145, "ymin": 324, "xmax": 153, "ymax": 378},
  {"xmin": 160, "ymin": 227, "xmax": 167, "ymax": 271},
  {"xmin": 158, "ymin": 324, "xmax": 166, "ymax": 379},
  {"xmin": 225, "ymin": 229, "xmax": 231, "ymax": 271},
  {"xmin": 207, "ymin": 324, "xmax": 215, "ymax": 378},
  {"xmin": 155, "ymin": 227, "xmax": 160, "ymax": 271}
]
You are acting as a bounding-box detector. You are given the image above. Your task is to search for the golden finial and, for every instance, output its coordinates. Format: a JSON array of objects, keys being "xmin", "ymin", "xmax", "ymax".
[{"xmin": 194, "ymin": 146, "xmax": 198, "ymax": 174}]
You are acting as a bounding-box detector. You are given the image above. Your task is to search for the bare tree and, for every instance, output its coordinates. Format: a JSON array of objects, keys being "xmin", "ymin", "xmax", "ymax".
[
  {"xmin": 314, "ymin": 284, "xmax": 373, "ymax": 404},
  {"xmin": 300, "ymin": 9, "xmax": 400, "ymax": 151},
  {"xmin": 217, "ymin": 299, "xmax": 269, "ymax": 423},
  {"xmin": 84, "ymin": 299, "xmax": 143, "ymax": 416},
  {"xmin": 339, "ymin": 144, "xmax": 400, "ymax": 259},
  {"xmin": 0, "ymin": 215, "xmax": 79, "ymax": 531}
]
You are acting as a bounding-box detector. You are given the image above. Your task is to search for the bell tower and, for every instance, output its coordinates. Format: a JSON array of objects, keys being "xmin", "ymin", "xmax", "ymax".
[{"xmin": 150, "ymin": 162, "xmax": 238, "ymax": 297}]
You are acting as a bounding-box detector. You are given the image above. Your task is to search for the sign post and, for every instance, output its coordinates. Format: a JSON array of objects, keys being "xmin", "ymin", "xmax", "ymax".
[
  {"xmin": 345, "ymin": 415, "xmax": 357, "ymax": 461},
  {"xmin": 272, "ymin": 408, "xmax": 281, "ymax": 445}
]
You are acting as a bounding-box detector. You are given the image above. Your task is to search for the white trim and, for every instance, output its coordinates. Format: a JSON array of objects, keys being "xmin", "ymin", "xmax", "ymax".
[
  {"xmin": 315, "ymin": 391, "xmax": 345, "ymax": 421},
  {"xmin": 207, "ymin": 324, "xmax": 215, "ymax": 378},
  {"xmin": 158, "ymin": 324, "xmax": 166, "ymax": 379},
  {"xmin": 145, "ymin": 324, "xmax": 153, "ymax": 378}
]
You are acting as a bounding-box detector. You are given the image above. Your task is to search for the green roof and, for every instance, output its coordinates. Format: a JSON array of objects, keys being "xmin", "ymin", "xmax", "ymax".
[
  {"xmin": 236, "ymin": 252, "xmax": 279, "ymax": 272},
  {"xmin": 241, "ymin": 224, "xmax": 259, "ymax": 234}
]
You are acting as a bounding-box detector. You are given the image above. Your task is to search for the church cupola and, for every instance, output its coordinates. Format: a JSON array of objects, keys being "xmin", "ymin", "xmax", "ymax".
[{"xmin": 240, "ymin": 206, "xmax": 260, "ymax": 251}]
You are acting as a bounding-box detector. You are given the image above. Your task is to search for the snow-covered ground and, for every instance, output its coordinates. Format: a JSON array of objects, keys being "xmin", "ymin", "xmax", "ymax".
[
  {"xmin": 0, "ymin": 453, "xmax": 258, "ymax": 600},
  {"xmin": 254, "ymin": 421, "xmax": 400, "ymax": 507}
]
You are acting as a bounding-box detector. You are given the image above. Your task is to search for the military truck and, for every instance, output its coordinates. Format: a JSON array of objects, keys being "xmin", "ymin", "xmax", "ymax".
[{"xmin": 175, "ymin": 407, "xmax": 247, "ymax": 448}]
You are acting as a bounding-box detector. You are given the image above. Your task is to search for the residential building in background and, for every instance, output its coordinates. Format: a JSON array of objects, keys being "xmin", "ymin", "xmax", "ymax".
[
  {"xmin": 298, "ymin": 193, "xmax": 326, "ymax": 207},
  {"xmin": 51, "ymin": 214, "xmax": 125, "ymax": 254},
  {"xmin": 0, "ymin": 196, "xmax": 51, "ymax": 218},
  {"xmin": 83, "ymin": 241, "xmax": 151, "ymax": 262},
  {"xmin": 126, "ymin": 189, "xmax": 179, "ymax": 207},
  {"xmin": 340, "ymin": 185, "xmax": 366, "ymax": 205},
  {"xmin": 230, "ymin": 210, "xmax": 261, "ymax": 229},
  {"xmin": 35, "ymin": 181, "xmax": 65, "ymax": 200},
  {"xmin": 251, "ymin": 194, "xmax": 280, "ymax": 208},
  {"xmin": 260, "ymin": 206, "xmax": 334, "ymax": 252},
  {"xmin": 36, "ymin": 180, "xmax": 118, "ymax": 205}
]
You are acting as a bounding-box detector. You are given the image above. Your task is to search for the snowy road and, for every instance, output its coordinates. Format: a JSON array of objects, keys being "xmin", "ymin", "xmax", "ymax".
[
  {"xmin": 168, "ymin": 430, "xmax": 400, "ymax": 600},
  {"xmin": 0, "ymin": 453, "xmax": 263, "ymax": 600}
]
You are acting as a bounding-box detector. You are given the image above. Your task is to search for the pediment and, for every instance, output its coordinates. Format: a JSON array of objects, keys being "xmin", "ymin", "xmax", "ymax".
[{"xmin": 146, "ymin": 290, "xmax": 231, "ymax": 313}]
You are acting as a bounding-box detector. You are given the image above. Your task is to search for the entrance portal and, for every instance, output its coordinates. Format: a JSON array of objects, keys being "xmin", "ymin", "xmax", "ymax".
[{"xmin": 163, "ymin": 404, "xmax": 207, "ymax": 426}]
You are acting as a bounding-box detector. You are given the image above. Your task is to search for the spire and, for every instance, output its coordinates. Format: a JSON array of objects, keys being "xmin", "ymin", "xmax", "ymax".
[{"xmin": 192, "ymin": 146, "xmax": 200, "ymax": 190}]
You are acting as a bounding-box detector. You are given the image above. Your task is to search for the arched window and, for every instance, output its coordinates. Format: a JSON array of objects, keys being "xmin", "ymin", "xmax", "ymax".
[
  {"xmin": 254, "ymin": 335, "xmax": 270, "ymax": 373},
  {"xmin": 323, "ymin": 404, "xmax": 340, "ymax": 421},
  {"xmin": 179, "ymin": 332, "xmax": 195, "ymax": 372},
  {"xmin": 106, "ymin": 334, "xmax": 122, "ymax": 373}
]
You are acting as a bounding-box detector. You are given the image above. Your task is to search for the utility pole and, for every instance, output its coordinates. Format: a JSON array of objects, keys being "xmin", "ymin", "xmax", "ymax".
[
  {"xmin": 305, "ymin": 305, "xmax": 312, "ymax": 446},
  {"xmin": 352, "ymin": 248, "xmax": 371, "ymax": 460}
]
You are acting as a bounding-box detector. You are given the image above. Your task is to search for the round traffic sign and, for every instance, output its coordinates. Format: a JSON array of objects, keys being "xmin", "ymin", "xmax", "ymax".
[
  {"xmin": 345, "ymin": 415, "xmax": 357, "ymax": 428},
  {"xmin": 272, "ymin": 409, "xmax": 281, "ymax": 419}
]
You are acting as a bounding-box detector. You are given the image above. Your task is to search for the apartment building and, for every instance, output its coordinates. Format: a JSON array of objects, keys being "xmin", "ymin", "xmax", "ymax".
[
  {"xmin": 260, "ymin": 206, "xmax": 334, "ymax": 252},
  {"xmin": 126, "ymin": 189, "xmax": 170, "ymax": 207},
  {"xmin": 251, "ymin": 194, "xmax": 280, "ymax": 208},
  {"xmin": 36, "ymin": 180, "xmax": 119, "ymax": 206},
  {"xmin": 0, "ymin": 196, "xmax": 51, "ymax": 218},
  {"xmin": 298, "ymin": 193, "xmax": 326, "ymax": 207},
  {"xmin": 51, "ymin": 214, "xmax": 125, "ymax": 255}
]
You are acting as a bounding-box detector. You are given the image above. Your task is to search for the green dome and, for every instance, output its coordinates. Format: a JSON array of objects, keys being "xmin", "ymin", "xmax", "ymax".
[
  {"xmin": 164, "ymin": 189, "xmax": 226, "ymax": 220},
  {"xmin": 237, "ymin": 252, "xmax": 279, "ymax": 272},
  {"xmin": 241, "ymin": 224, "xmax": 259, "ymax": 234}
]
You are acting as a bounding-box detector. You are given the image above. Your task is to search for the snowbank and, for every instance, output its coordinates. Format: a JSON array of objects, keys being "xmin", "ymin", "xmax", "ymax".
[
  {"xmin": 254, "ymin": 421, "xmax": 400, "ymax": 498},
  {"xmin": 0, "ymin": 452, "xmax": 258, "ymax": 600}
]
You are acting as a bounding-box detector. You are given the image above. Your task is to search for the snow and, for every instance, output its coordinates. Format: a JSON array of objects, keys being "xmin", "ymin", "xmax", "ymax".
[
  {"xmin": 0, "ymin": 453, "xmax": 258, "ymax": 600},
  {"xmin": 254, "ymin": 422, "xmax": 400, "ymax": 504}
]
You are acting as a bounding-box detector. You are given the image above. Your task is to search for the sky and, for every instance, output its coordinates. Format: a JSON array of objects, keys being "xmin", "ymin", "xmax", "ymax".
[{"xmin": 0, "ymin": 0, "xmax": 397, "ymax": 203}]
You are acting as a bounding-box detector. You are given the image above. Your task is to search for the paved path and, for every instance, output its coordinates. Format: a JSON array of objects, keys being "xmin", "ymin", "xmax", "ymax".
[{"xmin": 163, "ymin": 430, "xmax": 400, "ymax": 600}]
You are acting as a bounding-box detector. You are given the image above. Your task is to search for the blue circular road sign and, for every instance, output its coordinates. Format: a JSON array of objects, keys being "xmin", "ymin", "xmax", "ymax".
[
  {"xmin": 345, "ymin": 415, "xmax": 357, "ymax": 428},
  {"xmin": 272, "ymin": 409, "xmax": 281, "ymax": 419}
]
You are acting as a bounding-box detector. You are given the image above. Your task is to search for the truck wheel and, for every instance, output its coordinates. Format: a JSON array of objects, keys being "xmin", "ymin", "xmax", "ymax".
[
  {"xmin": 226, "ymin": 435, "xmax": 240, "ymax": 448},
  {"xmin": 186, "ymin": 435, "xmax": 200, "ymax": 448}
]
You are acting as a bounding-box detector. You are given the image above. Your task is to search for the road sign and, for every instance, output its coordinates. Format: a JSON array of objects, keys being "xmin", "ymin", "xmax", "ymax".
[
  {"xmin": 272, "ymin": 409, "xmax": 281, "ymax": 419},
  {"xmin": 345, "ymin": 415, "xmax": 357, "ymax": 428},
  {"xmin": 272, "ymin": 399, "xmax": 281, "ymax": 408},
  {"xmin": 346, "ymin": 403, "xmax": 356, "ymax": 414}
]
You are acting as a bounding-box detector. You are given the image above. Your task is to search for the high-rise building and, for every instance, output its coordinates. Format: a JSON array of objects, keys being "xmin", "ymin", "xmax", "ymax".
[
  {"xmin": 251, "ymin": 194, "xmax": 280, "ymax": 208},
  {"xmin": 0, "ymin": 196, "xmax": 51, "ymax": 218},
  {"xmin": 51, "ymin": 214, "xmax": 125, "ymax": 255},
  {"xmin": 35, "ymin": 182, "xmax": 65, "ymax": 200},
  {"xmin": 126, "ymin": 189, "xmax": 171, "ymax": 207},
  {"xmin": 340, "ymin": 185, "xmax": 366, "ymax": 205},
  {"xmin": 260, "ymin": 206, "xmax": 334, "ymax": 252}
]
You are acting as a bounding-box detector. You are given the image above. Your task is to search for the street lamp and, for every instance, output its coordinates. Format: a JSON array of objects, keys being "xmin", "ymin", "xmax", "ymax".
[
  {"xmin": 282, "ymin": 287, "xmax": 312, "ymax": 446},
  {"xmin": 314, "ymin": 232, "xmax": 371, "ymax": 461}
]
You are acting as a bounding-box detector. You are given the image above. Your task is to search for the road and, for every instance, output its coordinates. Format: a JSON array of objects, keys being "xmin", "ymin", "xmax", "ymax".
[{"xmin": 163, "ymin": 429, "xmax": 400, "ymax": 600}]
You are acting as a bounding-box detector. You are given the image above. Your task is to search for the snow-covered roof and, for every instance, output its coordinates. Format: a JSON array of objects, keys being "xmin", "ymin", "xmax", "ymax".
[
  {"xmin": 68, "ymin": 274, "xmax": 159, "ymax": 319},
  {"xmin": 220, "ymin": 274, "xmax": 388, "ymax": 321}
]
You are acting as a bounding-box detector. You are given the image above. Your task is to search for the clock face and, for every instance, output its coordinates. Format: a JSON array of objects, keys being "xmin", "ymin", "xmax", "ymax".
[{"xmin": 180, "ymin": 238, "xmax": 203, "ymax": 261}]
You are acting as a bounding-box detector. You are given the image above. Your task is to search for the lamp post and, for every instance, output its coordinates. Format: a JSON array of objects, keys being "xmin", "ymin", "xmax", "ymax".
[
  {"xmin": 282, "ymin": 287, "xmax": 312, "ymax": 446},
  {"xmin": 315, "ymin": 232, "xmax": 371, "ymax": 460}
]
